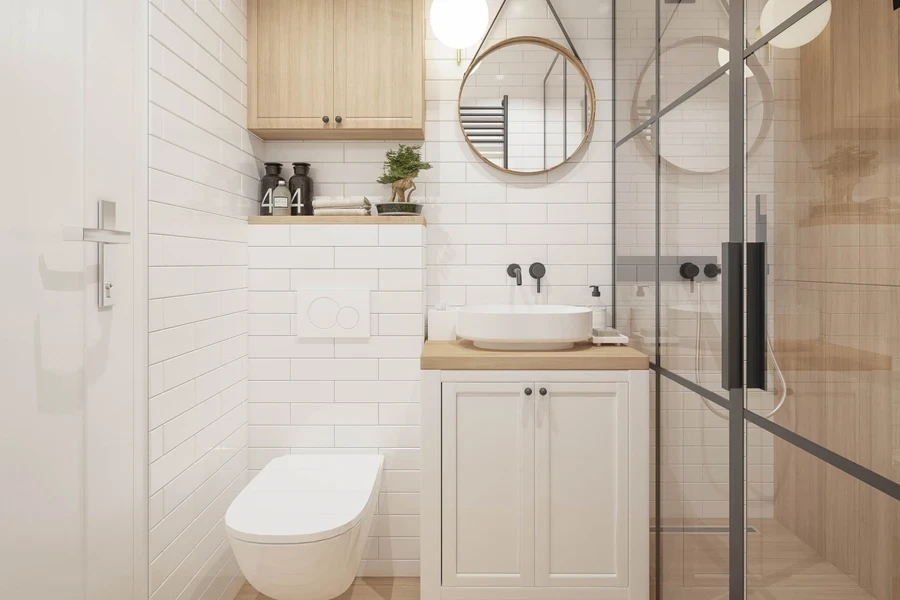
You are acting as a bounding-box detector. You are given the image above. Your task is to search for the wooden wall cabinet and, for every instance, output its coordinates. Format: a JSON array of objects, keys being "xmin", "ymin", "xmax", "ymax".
[{"xmin": 248, "ymin": 0, "xmax": 424, "ymax": 141}]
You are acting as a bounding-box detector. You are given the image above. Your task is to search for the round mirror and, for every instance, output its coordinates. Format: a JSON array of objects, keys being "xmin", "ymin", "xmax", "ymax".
[
  {"xmin": 459, "ymin": 37, "xmax": 596, "ymax": 175},
  {"xmin": 630, "ymin": 37, "xmax": 773, "ymax": 174}
]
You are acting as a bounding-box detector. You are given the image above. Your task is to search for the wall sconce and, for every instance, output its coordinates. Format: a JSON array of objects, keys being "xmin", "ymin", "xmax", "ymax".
[{"xmin": 430, "ymin": 0, "xmax": 489, "ymax": 65}]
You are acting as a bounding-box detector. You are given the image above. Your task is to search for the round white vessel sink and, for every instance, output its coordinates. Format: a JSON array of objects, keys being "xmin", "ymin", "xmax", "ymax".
[{"xmin": 456, "ymin": 305, "xmax": 592, "ymax": 351}]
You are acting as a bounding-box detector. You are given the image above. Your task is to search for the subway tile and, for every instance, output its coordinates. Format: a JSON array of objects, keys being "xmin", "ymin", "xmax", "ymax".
[
  {"xmin": 249, "ymin": 224, "xmax": 290, "ymax": 246},
  {"xmin": 249, "ymin": 247, "xmax": 334, "ymax": 269},
  {"xmin": 248, "ymin": 336, "xmax": 334, "ymax": 358},
  {"xmin": 378, "ymin": 314, "xmax": 424, "ymax": 336},
  {"xmin": 334, "ymin": 381, "xmax": 420, "ymax": 404},
  {"xmin": 290, "ymin": 359, "xmax": 379, "ymax": 381},
  {"xmin": 334, "ymin": 336, "xmax": 423, "ymax": 359},
  {"xmin": 290, "ymin": 224, "xmax": 379, "ymax": 247},
  {"xmin": 290, "ymin": 269, "xmax": 380, "ymax": 290},
  {"xmin": 291, "ymin": 403, "xmax": 379, "ymax": 426},
  {"xmin": 334, "ymin": 426, "xmax": 420, "ymax": 448},
  {"xmin": 379, "ymin": 269, "xmax": 425, "ymax": 292},
  {"xmin": 371, "ymin": 292, "xmax": 424, "ymax": 314},
  {"xmin": 335, "ymin": 247, "xmax": 425, "ymax": 269},
  {"xmin": 378, "ymin": 225, "xmax": 426, "ymax": 247},
  {"xmin": 507, "ymin": 224, "xmax": 588, "ymax": 245},
  {"xmin": 249, "ymin": 381, "xmax": 335, "ymax": 403}
]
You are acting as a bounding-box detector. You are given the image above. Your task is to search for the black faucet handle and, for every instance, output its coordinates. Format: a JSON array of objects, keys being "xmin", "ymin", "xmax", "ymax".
[
  {"xmin": 507, "ymin": 263, "xmax": 523, "ymax": 286},
  {"xmin": 704, "ymin": 263, "xmax": 722, "ymax": 278},
  {"xmin": 679, "ymin": 262, "xmax": 700, "ymax": 281},
  {"xmin": 529, "ymin": 262, "xmax": 546, "ymax": 293}
]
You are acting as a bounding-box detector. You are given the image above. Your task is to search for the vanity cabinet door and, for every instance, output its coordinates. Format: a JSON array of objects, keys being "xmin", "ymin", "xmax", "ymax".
[
  {"xmin": 441, "ymin": 382, "xmax": 535, "ymax": 587},
  {"xmin": 534, "ymin": 382, "xmax": 630, "ymax": 587}
]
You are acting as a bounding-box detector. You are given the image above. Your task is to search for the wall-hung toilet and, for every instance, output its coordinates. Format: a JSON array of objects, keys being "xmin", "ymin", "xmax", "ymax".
[{"xmin": 226, "ymin": 454, "xmax": 383, "ymax": 600}]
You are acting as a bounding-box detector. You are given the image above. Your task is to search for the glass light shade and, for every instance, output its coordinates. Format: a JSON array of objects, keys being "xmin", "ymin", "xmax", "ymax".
[
  {"xmin": 717, "ymin": 48, "xmax": 754, "ymax": 78},
  {"xmin": 430, "ymin": 0, "xmax": 489, "ymax": 49},
  {"xmin": 759, "ymin": 0, "xmax": 832, "ymax": 49}
]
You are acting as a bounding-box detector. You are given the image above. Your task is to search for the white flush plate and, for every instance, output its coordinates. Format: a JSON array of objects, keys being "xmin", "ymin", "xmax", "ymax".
[{"xmin": 296, "ymin": 289, "xmax": 370, "ymax": 339}]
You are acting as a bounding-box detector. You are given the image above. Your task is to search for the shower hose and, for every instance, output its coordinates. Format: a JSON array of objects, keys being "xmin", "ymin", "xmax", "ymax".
[{"xmin": 694, "ymin": 282, "xmax": 787, "ymax": 420}]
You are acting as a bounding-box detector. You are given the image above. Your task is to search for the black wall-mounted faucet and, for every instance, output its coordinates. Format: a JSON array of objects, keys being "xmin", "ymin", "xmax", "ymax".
[
  {"xmin": 679, "ymin": 261, "xmax": 700, "ymax": 282},
  {"xmin": 529, "ymin": 262, "xmax": 546, "ymax": 293},
  {"xmin": 507, "ymin": 263, "xmax": 523, "ymax": 286},
  {"xmin": 704, "ymin": 263, "xmax": 722, "ymax": 278}
]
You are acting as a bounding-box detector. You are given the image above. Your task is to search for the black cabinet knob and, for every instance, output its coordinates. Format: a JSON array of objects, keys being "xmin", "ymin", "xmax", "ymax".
[
  {"xmin": 539, "ymin": 388, "xmax": 547, "ymax": 396},
  {"xmin": 335, "ymin": 116, "xmax": 342, "ymax": 124},
  {"xmin": 524, "ymin": 388, "xmax": 533, "ymax": 396},
  {"xmin": 322, "ymin": 116, "xmax": 330, "ymax": 123}
]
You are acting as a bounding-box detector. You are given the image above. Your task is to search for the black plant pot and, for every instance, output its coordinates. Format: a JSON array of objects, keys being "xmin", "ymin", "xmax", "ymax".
[{"xmin": 374, "ymin": 202, "xmax": 424, "ymax": 215}]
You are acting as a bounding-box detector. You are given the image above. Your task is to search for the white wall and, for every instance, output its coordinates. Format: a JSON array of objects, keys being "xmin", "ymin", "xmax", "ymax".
[
  {"xmin": 247, "ymin": 222, "xmax": 426, "ymax": 577},
  {"xmin": 147, "ymin": 0, "xmax": 262, "ymax": 598},
  {"xmin": 264, "ymin": 0, "xmax": 614, "ymax": 314},
  {"xmin": 145, "ymin": 0, "xmax": 615, "ymax": 587}
]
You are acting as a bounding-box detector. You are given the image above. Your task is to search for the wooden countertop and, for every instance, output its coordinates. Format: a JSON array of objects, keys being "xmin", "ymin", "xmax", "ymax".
[
  {"xmin": 248, "ymin": 215, "xmax": 426, "ymax": 225},
  {"xmin": 421, "ymin": 340, "xmax": 650, "ymax": 371}
]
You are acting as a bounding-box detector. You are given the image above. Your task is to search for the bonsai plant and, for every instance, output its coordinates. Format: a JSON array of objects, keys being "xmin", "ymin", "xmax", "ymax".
[{"xmin": 375, "ymin": 144, "xmax": 432, "ymax": 212}]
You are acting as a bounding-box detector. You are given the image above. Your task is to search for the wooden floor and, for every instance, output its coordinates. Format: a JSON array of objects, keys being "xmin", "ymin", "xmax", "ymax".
[
  {"xmin": 238, "ymin": 519, "xmax": 882, "ymax": 600},
  {"xmin": 657, "ymin": 519, "xmax": 880, "ymax": 600},
  {"xmin": 238, "ymin": 577, "xmax": 420, "ymax": 600}
]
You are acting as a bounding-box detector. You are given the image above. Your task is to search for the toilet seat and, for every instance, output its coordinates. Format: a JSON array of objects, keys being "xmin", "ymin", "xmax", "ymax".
[{"xmin": 226, "ymin": 454, "xmax": 383, "ymax": 545}]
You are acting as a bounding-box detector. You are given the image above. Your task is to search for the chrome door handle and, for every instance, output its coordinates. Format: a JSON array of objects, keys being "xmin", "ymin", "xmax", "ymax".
[
  {"xmin": 64, "ymin": 199, "xmax": 132, "ymax": 245},
  {"xmin": 64, "ymin": 199, "xmax": 130, "ymax": 308},
  {"xmin": 64, "ymin": 226, "xmax": 131, "ymax": 244}
]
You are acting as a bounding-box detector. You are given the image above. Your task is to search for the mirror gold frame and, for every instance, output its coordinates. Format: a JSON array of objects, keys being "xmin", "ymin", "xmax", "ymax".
[{"xmin": 458, "ymin": 36, "xmax": 597, "ymax": 176}]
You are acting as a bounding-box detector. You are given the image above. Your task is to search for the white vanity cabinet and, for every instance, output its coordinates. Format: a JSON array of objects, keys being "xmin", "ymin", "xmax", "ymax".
[{"xmin": 421, "ymin": 344, "xmax": 650, "ymax": 600}]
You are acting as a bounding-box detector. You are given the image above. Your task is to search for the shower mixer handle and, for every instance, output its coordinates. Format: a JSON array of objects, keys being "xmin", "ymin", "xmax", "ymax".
[
  {"xmin": 704, "ymin": 263, "xmax": 722, "ymax": 278},
  {"xmin": 679, "ymin": 262, "xmax": 700, "ymax": 281}
]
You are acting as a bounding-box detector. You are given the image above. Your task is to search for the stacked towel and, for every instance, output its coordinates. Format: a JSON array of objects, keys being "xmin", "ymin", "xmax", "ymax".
[{"xmin": 312, "ymin": 197, "xmax": 371, "ymax": 216}]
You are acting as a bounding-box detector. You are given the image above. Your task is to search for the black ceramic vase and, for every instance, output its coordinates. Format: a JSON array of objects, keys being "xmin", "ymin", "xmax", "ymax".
[
  {"xmin": 289, "ymin": 162, "xmax": 314, "ymax": 216},
  {"xmin": 259, "ymin": 162, "xmax": 283, "ymax": 216}
]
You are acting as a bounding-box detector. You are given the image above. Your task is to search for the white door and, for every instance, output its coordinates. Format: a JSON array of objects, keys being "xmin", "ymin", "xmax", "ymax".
[
  {"xmin": 535, "ymin": 383, "xmax": 630, "ymax": 587},
  {"xmin": 0, "ymin": 1, "xmax": 144, "ymax": 599},
  {"xmin": 442, "ymin": 382, "xmax": 535, "ymax": 587}
]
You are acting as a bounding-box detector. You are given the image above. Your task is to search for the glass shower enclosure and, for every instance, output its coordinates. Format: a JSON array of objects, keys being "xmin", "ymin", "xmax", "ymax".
[{"xmin": 613, "ymin": 0, "xmax": 900, "ymax": 598}]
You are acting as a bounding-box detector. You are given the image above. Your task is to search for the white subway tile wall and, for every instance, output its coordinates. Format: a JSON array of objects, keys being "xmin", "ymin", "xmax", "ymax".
[
  {"xmin": 264, "ymin": 0, "xmax": 614, "ymax": 314},
  {"xmin": 147, "ymin": 0, "xmax": 616, "ymax": 588},
  {"xmin": 148, "ymin": 0, "xmax": 258, "ymax": 599},
  {"xmin": 248, "ymin": 223, "xmax": 426, "ymax": 577}
]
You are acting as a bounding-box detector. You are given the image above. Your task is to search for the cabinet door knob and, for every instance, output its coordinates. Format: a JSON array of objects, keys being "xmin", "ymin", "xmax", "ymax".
[
  {"xmin": 335, "ymin": 116, "xmax": 342, "ymax": 124},
  {"xmin": 524, "ymin": 388, "xmax": 533, "ymax": 396},
  {"xmin": 322, "ymin": 116, "xmax": 330, "ymax": 123},
  {"xmin": 539, "ymin": 388, "xmax": 547, "ymax": 396}
]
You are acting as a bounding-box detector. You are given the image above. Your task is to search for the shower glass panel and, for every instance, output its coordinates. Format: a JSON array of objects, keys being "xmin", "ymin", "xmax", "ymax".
[
  {"xmin": 614, "ymin": 134, "xmax": 657, "ymax": 342},
  {"xmin": 658, "ymin": 75, "xmax": 729, "ymax": 383},
  {"xmin": 658, "ymin": 379, "xmax": 731, "ymax": 600},
  {"xmin": 659, "ymin": 0, "xmax": 730, "ymax": 109},
  {"xmin": 742, "ymin": 4, "xmax": 900, "ymax": 599},
  {"xmin": 743, "ymin": 2, "xmax": 900, "ymax": 489},
  {"xmin": 614, "ymin": 0, "xmax": 900, "ymax": 598},
  {"xmin": 745, "ymin": 423, "xmax": 900, "ymax": 600},
  {"xmin": 616, "ymin": 0, "xmax": 658, "ymax": 139}
]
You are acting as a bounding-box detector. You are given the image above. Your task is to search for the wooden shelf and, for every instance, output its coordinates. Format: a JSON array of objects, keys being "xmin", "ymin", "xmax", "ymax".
[
  {"xmin": 248, "ymin": 215, "xmax": 426, "ymax": 225},
  {"xmin": 774, "ymin": 339, "xmax": 893, "ymax": 372},
  {"xmin": 421, "ymin": 340, "xmax": 650, "ymax": 371}
]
